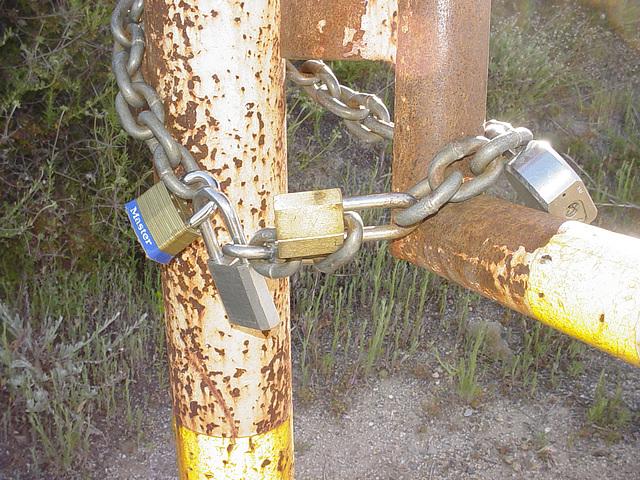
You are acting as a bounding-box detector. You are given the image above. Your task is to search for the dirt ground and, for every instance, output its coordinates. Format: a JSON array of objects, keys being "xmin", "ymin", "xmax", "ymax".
[{"xmin": 81, "ymin": 324, "xmax": 640, "ymax": 480}]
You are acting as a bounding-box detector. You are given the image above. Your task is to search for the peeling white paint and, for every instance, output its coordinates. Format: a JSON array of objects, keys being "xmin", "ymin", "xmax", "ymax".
[{"xmin": 356, "ymin": 0, "xmax": 398, "ymax": 62}]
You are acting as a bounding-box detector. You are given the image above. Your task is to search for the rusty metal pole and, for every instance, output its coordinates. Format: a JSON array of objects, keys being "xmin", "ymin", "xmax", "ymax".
[
  {"xmin": 391, "ymin": 0, "xmax": 490, "ymax": 199},
  {"xmin": 143, "ymin": 0, "xmax": 292, "ymax": 478}
]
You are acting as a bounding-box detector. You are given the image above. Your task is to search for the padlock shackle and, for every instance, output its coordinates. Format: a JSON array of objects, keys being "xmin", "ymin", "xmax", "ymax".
[
  {"xmin": 183, "ymin": 171, "xmax": 222, "ymax": 228},
  {"xmin": 196, "ymin": 187, "xmax": 247, "ymax": 246},
  {"xmin": 200, "ymin": 218, "xmax": 225, "ymax": 263}
]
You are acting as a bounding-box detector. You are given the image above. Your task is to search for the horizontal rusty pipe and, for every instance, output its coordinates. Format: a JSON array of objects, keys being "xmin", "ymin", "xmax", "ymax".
[
  {"xmin": 403, "ymin": 196, "xmax": 640, "ymax": 366},
  {"xmin": 404, "ymin": 196, "xmax": 565, "ymax": 316},
  {"xmin": 281, "ymin": 0, "xmax": 398, "ymax": 62}
]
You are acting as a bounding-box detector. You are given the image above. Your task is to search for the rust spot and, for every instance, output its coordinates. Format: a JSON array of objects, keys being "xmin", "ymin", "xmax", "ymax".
[
  {"xmin": 599, "ymin": 313, "xmax": 605, "ymax": 323},
  {"xmin": 219, "ymin": 177, "xmax": 232, "ymax": 190},
  {"xmin": 261, "ymin": 459, "xmax": 272, "ymax": 468},
  {"xmin": 538, "ymin": 292, "xmax": 545, "ymax": 298},
  {"xmin": 233, "ymin": 368, "xmax": 247, "ymax": 378}
]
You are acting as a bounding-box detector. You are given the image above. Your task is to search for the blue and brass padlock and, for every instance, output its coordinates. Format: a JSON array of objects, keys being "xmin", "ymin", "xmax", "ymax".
[{"xmin": 126, "ymin": 182, "xmax": 200, "ymax": 264}]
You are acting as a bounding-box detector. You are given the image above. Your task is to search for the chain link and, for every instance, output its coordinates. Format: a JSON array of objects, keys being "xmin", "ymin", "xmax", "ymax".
[
  {"xmin": 286, "ymin": 60, "xmax": 394, "ymax": 144},
  {"xmin": 111, "ymin": 0, "xmax": 536, "ymax": 275}
]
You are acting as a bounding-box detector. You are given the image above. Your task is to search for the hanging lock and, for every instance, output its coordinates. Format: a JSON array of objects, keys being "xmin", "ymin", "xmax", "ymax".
[
  {"xmin": 273, "ymin": 188, "xmax": 345, "ymax": 259},
  {"xmin": 126, "ymin": 181, "xmax": 202, "ymax": 264},
  {"xmin": 504, "ymin": 140, "xmax": 597, "ymax": 223},
  {"xmin": 191, "ymin": 185, "xmax": 281, "ymax": 331}
]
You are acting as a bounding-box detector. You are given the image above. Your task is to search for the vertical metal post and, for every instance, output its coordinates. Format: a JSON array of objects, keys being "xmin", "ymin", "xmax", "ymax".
[
  {"xmin": 391, "ymin": 0, "xmax": 491, "ymax": 206},
  {"xmin": 390, "ymin": 0, "xmax": 491, "ymax": 263},
  {"xmin": 143, "ymin": 0, "xmax": 292, "ymax": 478}
]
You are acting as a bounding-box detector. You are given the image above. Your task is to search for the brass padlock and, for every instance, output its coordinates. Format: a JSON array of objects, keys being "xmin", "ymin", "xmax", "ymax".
[
  {"xmin": 505, "ymin": 140, "xmax": 598, "ymax": 223},
  {"xmin": 126, "ymin": 182, "xmax": 200, "ymax": 263},
  {"xmin": 274, "ymin": 188, "xmax": 344, "ymax": 259}
]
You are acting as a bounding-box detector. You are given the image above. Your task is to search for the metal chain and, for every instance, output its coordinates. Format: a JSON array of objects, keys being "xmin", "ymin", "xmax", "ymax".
[
  {"xmin": 111, "ymin": 0, "xmax": 202, "ymax": 200},
  {"xmin": 111, "ymin": 0, "xmax": 534, "ymax": 276},
  {"xmin": 286, "ymin": 60, "xmax": 394, "ymax": 143}
]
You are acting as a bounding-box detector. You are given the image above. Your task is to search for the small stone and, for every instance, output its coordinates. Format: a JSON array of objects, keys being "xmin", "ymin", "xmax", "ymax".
[
  {"xmin": 502, "ymin": 455, "xmax": 514, "ymax": 465},
  {"xmin": 119, "ymin": 438, "xmax": 137, "ymax": 455},
  {"xmin": 432, "ymin": 372, "xmax": 440, "ymax": 379},
  {"xmin": 463, "ymin": 408, "xmax": 474, "ymax": 417},
  {"xmin": 512, "ymin": 461, "xmax": 522, "ymax": 472},
  {"xmin": 466, "ymin": 466, "xmax": 475, "ymax": 475},
  {"xmin": 592, "ymin": 449, "xmax": 608, "ymax": 457}
]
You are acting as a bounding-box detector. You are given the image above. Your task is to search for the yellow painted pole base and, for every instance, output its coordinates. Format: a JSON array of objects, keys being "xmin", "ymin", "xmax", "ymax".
[{"xmin": 175, "ymin": 418, "xmax": 293, "ymax": 480}]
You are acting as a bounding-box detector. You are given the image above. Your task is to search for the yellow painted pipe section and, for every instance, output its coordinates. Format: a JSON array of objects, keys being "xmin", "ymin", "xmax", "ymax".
[
  {"xmin": 527, "ymin": 221, "xmax": 640, "ymax": 366},
  {"xmin": 175, "ymin": 418, "xmax": 293, "ymax": 480}
]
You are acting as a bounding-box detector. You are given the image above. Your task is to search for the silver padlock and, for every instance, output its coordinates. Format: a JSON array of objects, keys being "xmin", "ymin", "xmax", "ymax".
[
  {"xmin": 191, "ymin": 186, "xmax": 281, "ymax": 331},
  {"xmin": 504, "ymin": 140, "xmax": 597, "ymax": 223}
]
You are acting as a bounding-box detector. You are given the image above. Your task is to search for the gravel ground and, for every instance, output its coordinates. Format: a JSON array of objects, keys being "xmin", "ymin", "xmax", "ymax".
[{"xmin": 83, "ymin": 335, "xmax": 640, "ymax": 480}]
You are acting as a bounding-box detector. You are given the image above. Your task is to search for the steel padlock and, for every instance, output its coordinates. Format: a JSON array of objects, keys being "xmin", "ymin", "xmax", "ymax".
[
  {"xmin": 273, "ymin": 188, "xmax": 345, "ymax": 259},
  {"xmin": 126, "ymin": 181, "xmax": 200, "ymax": 264},
  {"xmin": 193, "ymin": 186, "xmax": 280, "ymax": 331},
  {"xmin": 504, "ymin": 140, "xmax": 598, "ymax": 223}
]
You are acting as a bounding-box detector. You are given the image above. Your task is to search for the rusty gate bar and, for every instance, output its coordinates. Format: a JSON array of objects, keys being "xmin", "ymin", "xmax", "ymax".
[
  {"xmin": 389, "ymin": 0, "xmax": 640, "ymax": 366},
  {"xmin": 143, "ymin": 0, "xmax": 293, "ymax": 478},
  {"xmin": 281, "ymin": 0, "xmax": 398, "ymax": 62},
  {"xmin": 394, "ymin": 196, "xmax": 640, "ymax": 365}
]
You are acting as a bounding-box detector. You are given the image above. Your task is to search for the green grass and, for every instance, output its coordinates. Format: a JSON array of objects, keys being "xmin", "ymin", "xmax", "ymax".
[
  {"xmin": 0, "ymin": 0, "xmax": 161, "ymax": 474},
  {"xmin": 1, "ymin": 0, "xmax": 639, "ymax": 476},
  {"xmin": 585, "ymin": 369, "xmax": 636, "ymax": 442},
  {"xmin": 0, "ymin": 257, "xmax": 162, "ymax": 473}
]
